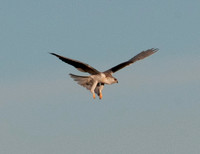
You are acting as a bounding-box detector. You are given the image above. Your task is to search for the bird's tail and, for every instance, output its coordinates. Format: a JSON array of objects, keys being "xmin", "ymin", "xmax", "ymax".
[
  {"xmin": 69, "ymin": 74, "xmax": 93, "ymax": 90},
  {"xmin": 69, "ymin": 73, "xmax": 104, "ymax": 97}
]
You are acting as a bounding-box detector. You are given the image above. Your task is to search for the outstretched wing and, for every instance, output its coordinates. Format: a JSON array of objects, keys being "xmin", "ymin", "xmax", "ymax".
[
  {"xmin": 105, "ymin": 48, "xmax": 158, "ymax": 74},
  {"xmin": 50, "ymin": 53, "xmax": 100, "ymax": 75}
]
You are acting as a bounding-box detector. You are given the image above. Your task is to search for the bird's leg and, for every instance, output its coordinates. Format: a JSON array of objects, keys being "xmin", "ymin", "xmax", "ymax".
[
  {"xmin": 99, "ymin": 92, "xmax": 102, "ymax": 99},
  {"xmin": 90, "ymin": 80, "xmax": 98, "ymax": 99},
  {"xmin": 93, "ymin": 93, "xmax": 96, "ymax": 99},
  {"xmin": 98, "ymin": 83, "xmax": 104, "ymax": 100}
]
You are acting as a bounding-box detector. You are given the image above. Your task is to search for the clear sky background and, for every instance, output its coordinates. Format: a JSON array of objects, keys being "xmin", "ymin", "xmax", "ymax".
[{"xmin": 1, "ymin": 0, "xmax": 200, "ymax": 154}]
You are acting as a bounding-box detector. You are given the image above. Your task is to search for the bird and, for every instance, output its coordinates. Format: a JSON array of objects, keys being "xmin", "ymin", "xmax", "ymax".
[{"xmin": 50, "ymin": 48, "xmax": 158, "ymax": 99}]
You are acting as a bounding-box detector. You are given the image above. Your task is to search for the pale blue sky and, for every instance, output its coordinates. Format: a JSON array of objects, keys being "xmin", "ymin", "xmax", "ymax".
[{"xmin": 1, "ymin": 0, "xmax": 200, "ymax": 154}]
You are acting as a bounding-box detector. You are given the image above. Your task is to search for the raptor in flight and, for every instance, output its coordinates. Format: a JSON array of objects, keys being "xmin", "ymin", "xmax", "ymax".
[{"xmin": 50, "ymin": 48, "xmax": 158, "ymax": 99}]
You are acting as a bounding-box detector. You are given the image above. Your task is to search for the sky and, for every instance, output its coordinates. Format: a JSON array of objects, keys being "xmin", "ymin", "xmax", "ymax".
[{"xmin": 1, "ymin": 0, "xmax": 200, "ymax": 153}]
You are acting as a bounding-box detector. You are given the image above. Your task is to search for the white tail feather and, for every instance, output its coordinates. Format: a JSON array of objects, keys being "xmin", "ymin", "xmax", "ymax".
[
  {"xmin": 69, "ymin": 74, "xmax": 93, "ymax": 90},
  {"xmin": 69, "ymin": 74, "xmax": 104, "ymax": 96}
]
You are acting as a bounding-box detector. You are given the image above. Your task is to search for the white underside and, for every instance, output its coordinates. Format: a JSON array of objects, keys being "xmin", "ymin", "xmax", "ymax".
[
  {"xmin": 69, "ymin": 73, "xmax": 117, "ymax": 99},
  {"xmin": 69, "ymin": 74, "xmax": 105, "ymax": 96}
]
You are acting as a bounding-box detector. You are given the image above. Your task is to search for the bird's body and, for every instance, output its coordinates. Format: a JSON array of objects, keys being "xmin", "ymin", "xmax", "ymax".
[
  {"xmin": 69, "ymin": 72, "xmax": 117, "ymax": 99},
  {"xmin": 50, "ymin": 48, "xmax": 158, "ymax": 99}
]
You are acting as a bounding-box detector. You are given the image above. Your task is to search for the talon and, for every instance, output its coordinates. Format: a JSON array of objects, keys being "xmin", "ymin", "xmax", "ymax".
[
  {"xmin": 93, "ymin": 93, "xmax": 96, "ymax": 99},
  {"xmin": 99, "ymin": 92, "xmax": 102, "ymax": 99}
]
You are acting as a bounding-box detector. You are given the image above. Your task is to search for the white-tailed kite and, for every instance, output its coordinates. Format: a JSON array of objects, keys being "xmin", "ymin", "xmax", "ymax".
[{"xmin": 50, "ymin": 48, "xmax": 158, "ymax": 99}]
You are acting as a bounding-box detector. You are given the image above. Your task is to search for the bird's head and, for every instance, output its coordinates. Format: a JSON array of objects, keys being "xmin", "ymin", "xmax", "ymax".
[
  {"xmin": 114, "ymin": 77, "xmax": 118, "ymax": 83},
  {"xmin": 107, "ymin": 76, "xmax": 118, "ymax": 84},
  {"xmin": 104, "ymin": 73, "xmax": 118, "ymax": 84}
]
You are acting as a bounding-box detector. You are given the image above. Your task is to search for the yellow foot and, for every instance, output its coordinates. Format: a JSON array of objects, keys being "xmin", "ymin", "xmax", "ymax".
[
  {"xmin": 93, "ymin": 93, "xmax": 96, "ymax": 99},
  {"xmin": 99, "ymin": 92, "xmax": 103, "ymax": 99}
]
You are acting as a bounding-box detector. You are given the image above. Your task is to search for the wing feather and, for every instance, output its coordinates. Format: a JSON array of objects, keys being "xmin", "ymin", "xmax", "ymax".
[
  {"xmin": 50, "ymin": 53, "xmax": 100, "ymax": 75},
  {"xmin": 105, "ymin": 48, "xmax": 158, "ymax": 73}
]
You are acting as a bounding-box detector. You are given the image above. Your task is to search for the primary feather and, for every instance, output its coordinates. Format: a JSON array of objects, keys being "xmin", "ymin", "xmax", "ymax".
[
  {"xmin": 50, "ymin": 53, "xmax": 100, "ymax": 75},
  {"xmin": 105, "ymin": 48, "xmax": 158, "ymax": 73}
]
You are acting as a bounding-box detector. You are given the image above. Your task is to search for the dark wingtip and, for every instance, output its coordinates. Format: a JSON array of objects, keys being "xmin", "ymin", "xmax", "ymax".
[
  {"xmin": 49, "ymin": 52, "xmax": 56, "ymax": 55},
  {"xmin": 49, "ymin": 52, "xmax": 60, "ymax": 57}
]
